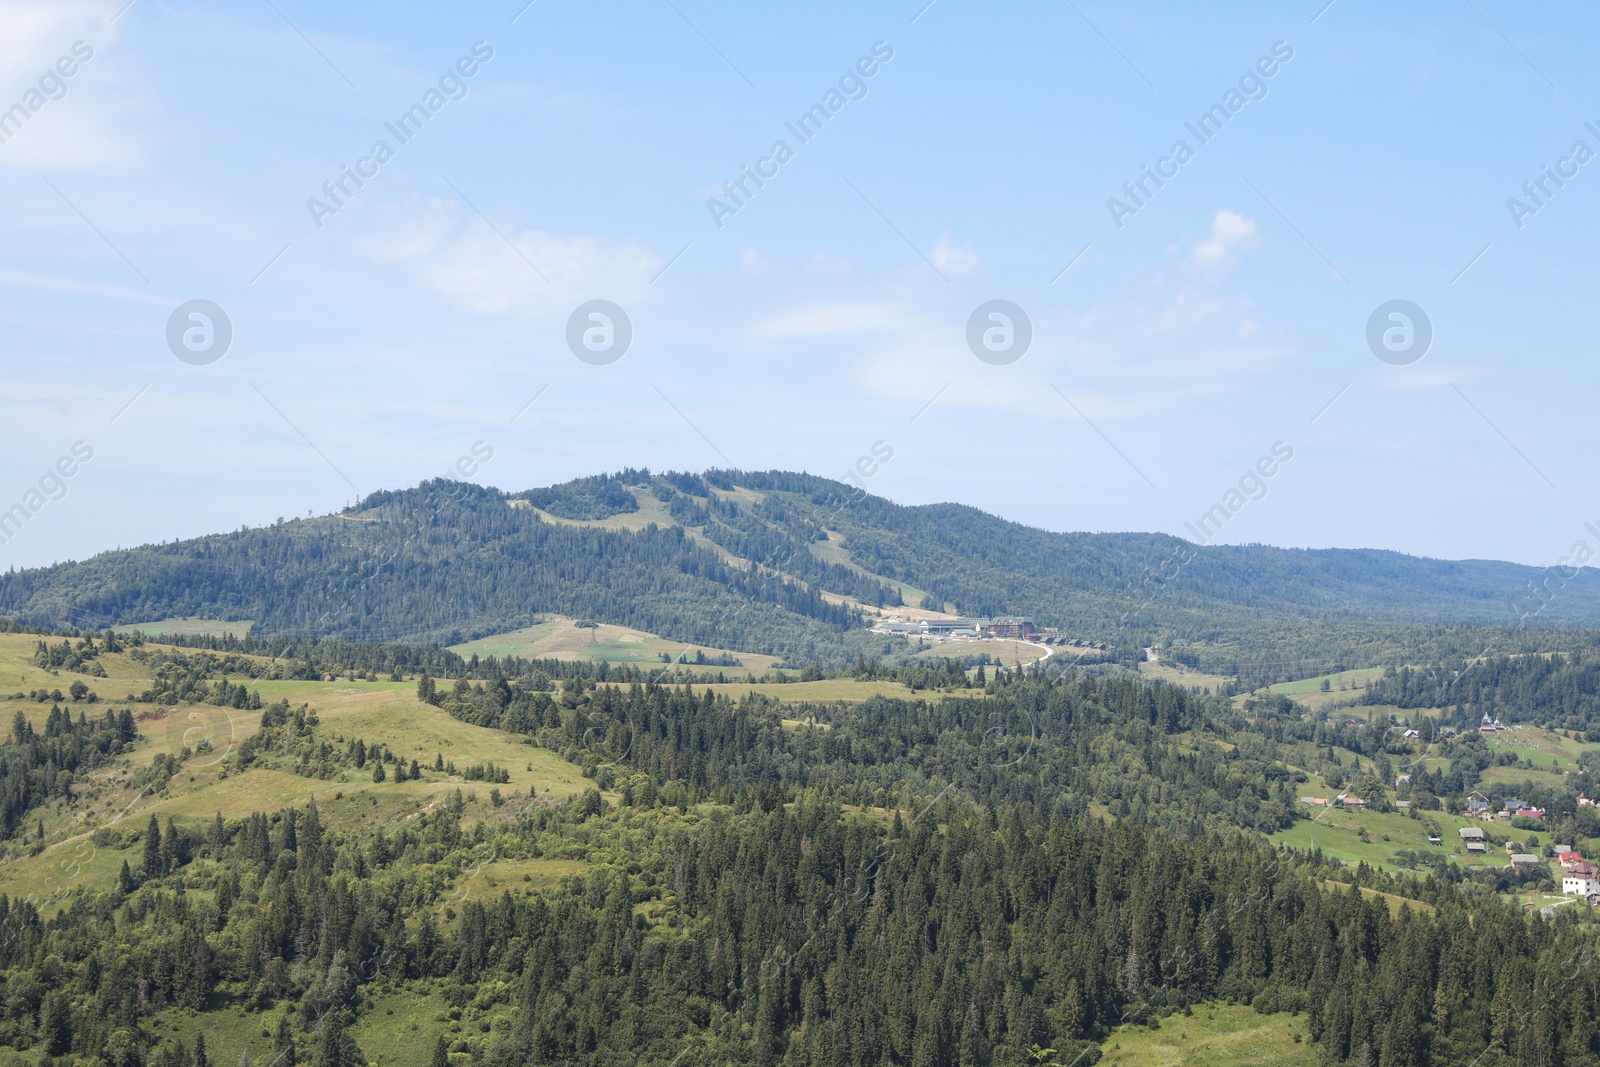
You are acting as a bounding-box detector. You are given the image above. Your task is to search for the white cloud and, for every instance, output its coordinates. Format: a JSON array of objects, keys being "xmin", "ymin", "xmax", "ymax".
[
  {"xmin": 346, "ymin": 195, "xmax": 661, "ymax": 316},
  {"xmin": 756, "ymin": 300, "xmax": 916, "ymax": 340},
  {"xmin": 0, "ymin": 266, "xmax": 170, "ymax": 306},
  {"xmin": 0, "ymin": 2, "xmax": 144, "ymax": 170},
  {"xmin": 833, "ymin": 258, "xmax": 1290, "ymax": 420},
  {"xmin": 929, "ymin": 234, "xmax": 979, "ymax": 276},
  {"xmin": 804, "ymin": 252, "xmax": 853, "ymax": 274},
  {"xmin": 740, "ymin": 249, "xmax": 769, "ymax": 275},
  {"xmin": 1188, "ymin": 209, "xmax": 1258, "ymax": 272},
  {"xmin": 1374, "ymin": 362, "xmax": 1489, "ymax": 392}
]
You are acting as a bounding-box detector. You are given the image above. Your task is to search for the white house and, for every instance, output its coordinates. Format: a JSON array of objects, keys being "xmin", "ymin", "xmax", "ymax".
[{"xmin": 1563, "ymin": 875, "xmax": 1600, "ymax": 897}]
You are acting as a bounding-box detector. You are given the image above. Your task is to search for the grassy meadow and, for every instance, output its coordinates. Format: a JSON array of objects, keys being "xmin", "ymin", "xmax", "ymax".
[
  {"xmin": 449, "ymin": 615, "xmax": 783, "ymax": 674},
  {"xmin": 1097, "ymin": 1003, "xmax": 1316, "ymax": 1067},
  {"xmin": 0, "ymin": 631, "xmax": 590, "ymax": 915}
]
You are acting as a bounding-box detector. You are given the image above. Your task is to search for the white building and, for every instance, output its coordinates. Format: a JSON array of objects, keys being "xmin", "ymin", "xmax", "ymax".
[{"xmin": 1563, "ymin": 875, "xmax": 1600, "ymax": 897}]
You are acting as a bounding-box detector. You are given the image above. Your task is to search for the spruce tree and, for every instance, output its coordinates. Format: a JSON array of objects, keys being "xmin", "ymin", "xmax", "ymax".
[{"xmin": 143, "ymin": 815, "xmax": 164, "ymax": 879}]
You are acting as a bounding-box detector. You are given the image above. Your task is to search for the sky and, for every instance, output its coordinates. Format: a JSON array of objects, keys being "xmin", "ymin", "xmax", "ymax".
[{"xmin": 2, "ymin": 0, "xmax": 1598, "ymax": 571}]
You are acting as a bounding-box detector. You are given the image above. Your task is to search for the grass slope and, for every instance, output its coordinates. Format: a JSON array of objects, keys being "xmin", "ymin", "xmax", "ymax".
[
  {"xmin": 449, "ymin": 614, "xmax": 783, "ymax": 673},
  {"xmin": 1098, "ymin": 1003, "xmax": 1315, "ymax": 1067},
  {"xmin": 0, "ymin": 633, "xmax": 589, "ymax": 912}
]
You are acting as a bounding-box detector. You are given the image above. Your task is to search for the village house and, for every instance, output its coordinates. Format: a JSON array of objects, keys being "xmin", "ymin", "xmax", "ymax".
[
  {"xmin": 1509, "ymin": 854, "xmax": 1541, "ymax": 868},
  {"xmin": 1459, "ymin": 827, "xmax": 1485, "ymax": 841},
  {"xmin": 1563, "ymin": 873, "xmax": 1600, "ymax": 897}
]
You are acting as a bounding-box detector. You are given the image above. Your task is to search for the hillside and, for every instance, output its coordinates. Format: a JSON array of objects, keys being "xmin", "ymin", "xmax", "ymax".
[
  {"xmin": 2, "ymin": 469, "xmax": 1598, "ymax": 678},
  {"xmin": 3, "ymin": 625, "xmax": 1598, "ymax": 1067}
]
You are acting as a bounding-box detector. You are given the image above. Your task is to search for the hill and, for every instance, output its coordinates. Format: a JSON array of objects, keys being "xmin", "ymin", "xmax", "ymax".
[
  {"xmin": 2, "ymin": 469, "xmax": 1598, "ymax": 678},
  {"xmin": 1, "ymin": 625, "xmax": 1595, "ymax": 1067}
]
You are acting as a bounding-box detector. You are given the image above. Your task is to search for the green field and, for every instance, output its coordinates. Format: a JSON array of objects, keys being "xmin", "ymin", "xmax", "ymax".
[
  {"xmin": 112, "ymin": 617, "xmax": 255, "ymax": 638},
  {"xmin": 1139, "ymin": 661, "xmax": 1231, "ymax": 692},
  {"xmin": 1272, "ymin": 801, "xmax": 1549, "ymax": 876},
  {"xmin": 450, "ymin": 615, "xmax": 783, "ymax": 674},
  {"xmin": 1252, "ymin": 668, "xmax": 1388, "ymax": 712},
  {"xmin": 1484, "ymin": 728, "xmax": 1595, "ymax": 771},
  {"xmin": 1098, "ymin": 1003, "xmax": 1316, "ymax": 1067}
]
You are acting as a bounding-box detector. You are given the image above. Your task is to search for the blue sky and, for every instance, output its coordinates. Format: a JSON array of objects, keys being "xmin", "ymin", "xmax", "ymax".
[{"xmin": 2, "ymin": 0, "xmax": 1597, "ymax": 571}]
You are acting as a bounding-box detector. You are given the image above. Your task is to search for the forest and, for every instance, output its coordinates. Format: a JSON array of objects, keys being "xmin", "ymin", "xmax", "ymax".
[
  {"xmin": 5, "ymin": 470, "xmax": 1600, "ymax": 680},
  {"xmin": 0, "ymin": 614, "xmax": 1599, "ymax": 1066},
  {"xmin": 3, "ymin": 745, "xmax": 1595, "ymax": 1067},
  {"xmin": 1354, "ymin": 654, "xmax": 1600, "ymax": 733}
]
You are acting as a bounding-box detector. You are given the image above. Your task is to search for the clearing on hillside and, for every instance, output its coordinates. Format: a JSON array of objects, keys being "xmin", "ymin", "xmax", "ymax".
[
  {"xmin": 1097, "ymin": 1002, "xmax": 1316, "ymax": 1067},
  {"xmin": 449, "ymin": 615, "xmax": 783, "ymax": 672}
]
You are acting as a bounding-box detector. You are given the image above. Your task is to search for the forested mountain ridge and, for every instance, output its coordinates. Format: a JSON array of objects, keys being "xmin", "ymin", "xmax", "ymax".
[{"xmin": 2, "ymin": 469, "xmax": 1597, "ymax": 676}]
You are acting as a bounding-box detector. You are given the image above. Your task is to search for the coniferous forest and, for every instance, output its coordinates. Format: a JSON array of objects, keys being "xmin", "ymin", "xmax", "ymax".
[{"xmin": 0, "ymin": 643, "xmax": 1597, "ymax": 1067}]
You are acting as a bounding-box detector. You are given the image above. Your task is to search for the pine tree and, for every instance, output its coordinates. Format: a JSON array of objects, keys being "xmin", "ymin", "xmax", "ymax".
[
  {"xmin": 372, "ymin": 760, "xmax": 386, "ymax": 783},
  {"xmin": 143, "ymin": 815, "xmax": 164, "ymax": 879},
  {"xmin": 209, "ymin": 812, "xmax": 227, "ymax": 853},
  {"xmin": 40, "ymin": 990, "xmax": 72, "ymax": 1055},
  {"xmin": 273, "ymin": 1016, "xmax": 296, "ymax": 1067}
]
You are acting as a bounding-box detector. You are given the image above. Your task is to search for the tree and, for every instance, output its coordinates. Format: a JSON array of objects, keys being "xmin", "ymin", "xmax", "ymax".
[
  {"xmin": 143, "ymin": 815, "xmax": 164, "ymax": 879},
  {"xmin": 192, "ymin": 1033, "xmax": 210, "ymax": 1067},
  {"xmin": 273, "ymin": 1016, "xmax": 297, "ymax": 1067},
  {"xmin": 313, "ymin": 1013, "xmax": 364, "ymax": 1067},
  {"xmin": 40, "ymin": 990, "xmax": 71, "ymax": 1055},
  {"xmin": 431, "ymin": 1036, "xmax": 449, "ymax": 1067},
  {"xmin": 372, "ymin": 760, "xmax": 386, "ymax": 783}
]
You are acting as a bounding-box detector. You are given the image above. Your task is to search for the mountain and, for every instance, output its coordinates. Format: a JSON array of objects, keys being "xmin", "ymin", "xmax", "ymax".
[{"xmin": 2, "ymin": 468, "xmax": 1596, "ymax": 677}]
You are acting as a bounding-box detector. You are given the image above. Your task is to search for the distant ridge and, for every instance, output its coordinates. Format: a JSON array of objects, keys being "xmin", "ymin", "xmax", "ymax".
[{"xmin": 2, "ymin": 469, "xmax": 1596, "ymax": 680}]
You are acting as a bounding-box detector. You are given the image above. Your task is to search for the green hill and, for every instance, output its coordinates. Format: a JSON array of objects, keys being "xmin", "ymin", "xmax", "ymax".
[
  {"xmin": 3, "ymin": 469, "xmax": 1598, "ymax": 678},
  {"xmin": 0, "ymin": 626, "xmax": 1593, "ymax": 1067}
]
